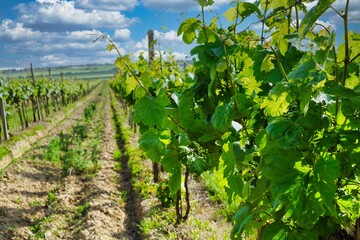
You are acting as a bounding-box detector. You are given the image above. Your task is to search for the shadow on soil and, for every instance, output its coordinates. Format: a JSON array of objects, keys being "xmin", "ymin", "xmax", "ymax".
[{"xmin": 111, "ymin": 101, "xmax": 143, "ymax": 240}]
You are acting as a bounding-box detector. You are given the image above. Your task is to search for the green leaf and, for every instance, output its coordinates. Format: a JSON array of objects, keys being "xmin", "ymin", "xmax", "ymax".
[
  {"xmin": 234, "ymin": 93, "xmax": 256, "ymax": 118},
  {"xmin": 261, "ymin": 221, "xmax": 288, "ymax": 240},
  {"xmin": 266, "ymin": 118, "xmax": 304, "ymax": 149},
  {"xmin": 224, "ymin": 2, "xmax": 261, "ymax": 23},
  {"xmin": 162, "ymin": 149, "xmax": 180, "ymax": 172},
  {"xmin": 299, "ymin": 0, "xmax": 335, "ymax": 39},
  {"xmin": 139, "ymin": 129, "xmax": 162, "ymax": 162},
  {"xmin": 168, "ymin": 166, "xmax": 182, "ymax": 195},
  {"xmin": 313, "ymin": 156, "xmax": 340, "ymax": 216},
  {"xmin": 177, "ymin": 91, "xmax": 201, "ymax": 130},
  {"xmin": 261, "ymin": 82, "xmax": 297, "ymax": 117},
  {"xmin": 125, "ymin": 76, "xmax": 138, "ymax": 95},
  {"xmin": 177, "ymin": 18, "xmax": 201, "ymax": 44},
  {"xmin": 288, "ymin": 58, "xmax": 316, "ymax": 81},
  {"xmin": 266, "ymin": 118, "xmax": 292, "ymax": 139},
  {"xmin": 155, "ymin": 89, "xmax": 171, "ymax": 107},
  {"xmin": 107, "ymin": 44, "xmax": 114, "ymax": 52},
  {"xmin": 231, "ymin": 205, "xmax": 252, "ymax": 238},
  {"xmin": 221, "ymin": 142, "xmax": 236, "ymax": 177},
  {"xmin": 262, "ymin": 151, "xmax": 304, "ymax": 197},
  {"xmin": 223, "ymin": 7, "xmax": 237, "ymax": 23},
  {"xmin": 133, "ymin": 95, "xmax": 167, "ymax": 127},
  {"xmin": 261, "ymin": 54, "xmax": 275, "ymax": 72},
  {"xmin": 196, "ymin": 0, "xmax": 214, "ymax": 7},
  {"xmin": 323, "ymin": 81, "xmax": 360, "ymax": 99},
  {"xmin": 211, "ymin": 102, "xmax": 233, "ymax": 130}
]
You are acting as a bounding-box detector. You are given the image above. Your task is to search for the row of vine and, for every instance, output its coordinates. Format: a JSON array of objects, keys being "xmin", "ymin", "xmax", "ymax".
[
  {"xmin": 0, "ymin": 72, "xmax": 97, "ymax": 140},
  {"xmin": 109, "ymin": 0, "xmax": 359, "ymax": 239}
]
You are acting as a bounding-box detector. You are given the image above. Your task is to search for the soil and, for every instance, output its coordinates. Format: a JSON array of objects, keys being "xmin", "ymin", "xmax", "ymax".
[{"xmin": 0, "ymin": 83, "xmax": 232, "ymax": 240}]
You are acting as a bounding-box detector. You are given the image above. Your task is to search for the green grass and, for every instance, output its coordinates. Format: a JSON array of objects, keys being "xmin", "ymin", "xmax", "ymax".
[
  {"xmin": 0, "ymin": 146, "xmax": 11, "ymax": 159},
  {"xmin": 3, "ymin": 64, "xmax": 115, "ymax": 81}
]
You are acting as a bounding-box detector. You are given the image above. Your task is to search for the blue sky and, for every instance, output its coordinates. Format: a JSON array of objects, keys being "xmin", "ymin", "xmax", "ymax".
[{"xmin": 0, "ymin": 0, "xmax": 359, "ymax": 69}]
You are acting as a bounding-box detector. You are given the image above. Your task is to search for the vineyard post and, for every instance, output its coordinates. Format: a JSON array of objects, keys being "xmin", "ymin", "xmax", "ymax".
[
  {"xmin": 147, "ymin": 29, "xmax": 160, "ymax": 183},
  {"xmin": 0, "ymin": 98, "xmax": 9, "ymax": 140},
  {"xmin": 30, "ymin": 63, "xmax": 43, "ymax": 121}
]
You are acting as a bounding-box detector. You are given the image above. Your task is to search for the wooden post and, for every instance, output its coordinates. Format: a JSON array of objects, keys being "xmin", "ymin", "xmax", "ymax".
[
  {"xmin": 148, "ymin": 29, "xmax": 160, "ymax": 183},
  {"xmin": 0, "ymin": 98, "xmax": 9, "ymax": 140},
  {"xmin": 147, "ymin": 30, "xmax": 155, "ymax": 64},
  {"xmin": 30, "ymin": 63, "xmax": 43, "ymax": 121}
]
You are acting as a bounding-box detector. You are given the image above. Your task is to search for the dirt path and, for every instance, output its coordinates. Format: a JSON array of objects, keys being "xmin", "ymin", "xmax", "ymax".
[{"xmin": 0, "ymin": 83, "xmax": 132, "ymax": 239}]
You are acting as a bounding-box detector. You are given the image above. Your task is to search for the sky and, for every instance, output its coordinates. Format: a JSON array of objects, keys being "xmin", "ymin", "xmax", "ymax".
[{"xmin": 0, "ymin": 0, "xmax": 359, "ymax": 70}]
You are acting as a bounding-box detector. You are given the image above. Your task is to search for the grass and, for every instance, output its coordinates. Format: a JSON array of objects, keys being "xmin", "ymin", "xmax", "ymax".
[
  {"xmin": 201, "ymin": 162, "xmax": 241, "ymax": 220},
  {"xmin": 3, "ymin": 64, "xmax": 115, "ymax": 81},
  {"xmin": 46, "ymin": 190, "xmax": 59, "ymax": 209},
  {"xmin": 74, "ymin": 201, "xmax": 90, "ymax": 219},
  {"xmin": 0, "ymin": 146, "xmax": 11, "ymax": 159}
]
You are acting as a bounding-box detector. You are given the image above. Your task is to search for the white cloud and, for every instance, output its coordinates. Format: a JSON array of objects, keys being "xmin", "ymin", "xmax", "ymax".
[
  {"xmin": 142, "ymin": 0, "xmax": 198, "ymax": 11},
  {"xmin": 113, "ymin": 29, "xmax": 131, "ymax": 42},
  {"xmin": 154, "ymin": 30, "xmax": 182, "ymax": 42},
  {"xmin": 142, "ymin": 0, "xmax": 229, "ymax": 11},
  {"xmin": 0, "ymin": 19, "xmax": 42, "ymax": 42},
  {"xmin": 15, "ymin": 0, "xmax": 138, "ymax": 31},
  {"xmin": 76, "ymin": 0, "xmax": 138, "ymax": 11}
]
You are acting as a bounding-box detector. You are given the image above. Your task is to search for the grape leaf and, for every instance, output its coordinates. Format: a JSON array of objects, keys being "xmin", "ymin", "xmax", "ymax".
[
  {"xmin": 133, "ymin": 95, "xmax": 167, "ymax": 127},
  {"xmin": 178, "ymin": 18, "xmax": 201, "ymax": 44},
  {"xmin": 211, "ymin": 102, "xmax": 233, "ymax": 130},
  {"xmin": 299, "ymin": 0, "xmax": 335, "ymax": 39}
]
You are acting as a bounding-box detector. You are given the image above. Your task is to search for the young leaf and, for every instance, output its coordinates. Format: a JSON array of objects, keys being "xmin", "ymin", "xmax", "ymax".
[
  {"xmin": 107, "ymin": 44, "xmax": 114, "ymax": 52},
  {"xmin": 177, "ymin": 18, "xmax": 201, "ymax": 44}
]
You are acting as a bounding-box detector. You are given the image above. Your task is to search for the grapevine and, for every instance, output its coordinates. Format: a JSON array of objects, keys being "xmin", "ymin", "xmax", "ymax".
[{"xmin": 109, "ymin": 0, "xmax": 359, "ymax": 238}]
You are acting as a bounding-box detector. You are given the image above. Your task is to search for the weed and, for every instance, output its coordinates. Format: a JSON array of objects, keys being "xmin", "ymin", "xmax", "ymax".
[
  {"xmin": 46, "ymin": 191, "xmax": 59, "ymax": 209},
  {"xmin": 29, "ymin": 216, "xmax": 52, "ymax": 239},
  {"xmin": 28, "ymin": 199, "xmax": 42, "ymax": 208},
  {"xmin": 201, "ymin": 168, "xmax": 241, "ymax": 220},
  {"xmin": 43, "ymin": 137, "xmax": 61, "ymax": 162},
  {"xmin": 114, "ymin": 162, "xmax": 121, "ymax": 171},
  {"xmin": 113, "ymin": 149, "xmax": 122, "ymax": 160},
  {"xmin": 72, "ymin": 123, "xmax": 87, "ymax": 141},
  {"xmin": 13, "ymin": 197, "xmax": 22, "ymax": 204},
  {"xmin": 118, "ymin": 190, "xmax": 127, "ymax": 205},
  {"xmin": 33, "ymin": 125, "xmax": 44, "ymax": 131},
  {"xmin": 0, "ymin": 146, "xmax": 10, "ymax": 159},
  {"xmin": 58, "ymin": 132, "xmax": 72, "ymax": 151},
  {"xmin": 84, "ymin": 102, "xmax": 96, "ymax": 121},
  {"xmin": 89, "ymin": 139, "xmax": 100, "ymax": 169},
  {"xmin": 74, "ymin": 201, "xmax": 90, "ymax": 219}
]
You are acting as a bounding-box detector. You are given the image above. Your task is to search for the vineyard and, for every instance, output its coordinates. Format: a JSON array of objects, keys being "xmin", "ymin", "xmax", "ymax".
[{"xmin": 0, "ymin": 0, "xmax": 359, "ymax": 239}]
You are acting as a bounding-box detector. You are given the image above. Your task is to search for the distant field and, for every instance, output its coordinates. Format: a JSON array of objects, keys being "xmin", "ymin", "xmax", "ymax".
[{"xmin": 1, "ymin": 64, "xmax": 117, "ymax": 81}]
